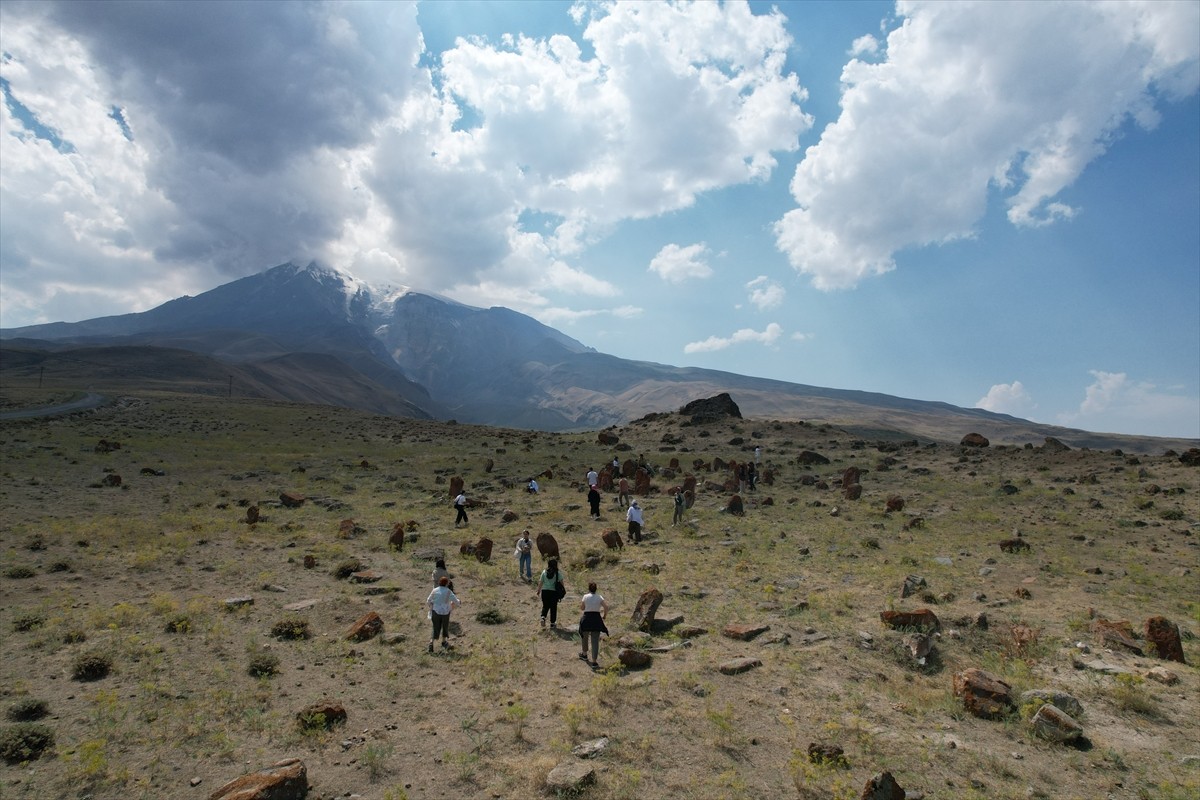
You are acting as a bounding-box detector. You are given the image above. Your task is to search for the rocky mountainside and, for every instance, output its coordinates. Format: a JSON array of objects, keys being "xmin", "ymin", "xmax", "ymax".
[{"xmin": 2, "ymin": 262, "xmax": 1196, "ymax": 452}]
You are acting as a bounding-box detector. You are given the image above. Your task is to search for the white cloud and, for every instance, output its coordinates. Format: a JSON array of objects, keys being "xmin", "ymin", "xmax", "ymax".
[
  {"xmin": 976, "ymin": 381, "xmax": 1035, "ymax": 416},
  {"xmin": 849, "ymin": 34, "xmax": 879, "ymax": 57},
  {"xmin": 648, "ymin": 243, "xmax": 713, "ymax": 283},
  {"xmin": 774, "ymin": 0, "xmax": 1200, "ymax": 290},
  {"xmin": 745, "ymin": 275, "xmax": 785, "ymax": 310},
  {"xmin": 1058, "ymin": 370, "xmax": 1200, "ymax": 438},
  {"xmin": 790, "ymin": 331, "xmax": 814, "ymax": 343},
  {"xmin": 684, "ymin": 322, "xmax": 783, "ymax": 354}
]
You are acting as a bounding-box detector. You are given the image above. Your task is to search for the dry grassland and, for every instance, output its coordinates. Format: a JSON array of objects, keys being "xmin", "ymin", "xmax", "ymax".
[{"xmin": 0, "ymin": 391, "xmax": 1197, "ymax": 800}]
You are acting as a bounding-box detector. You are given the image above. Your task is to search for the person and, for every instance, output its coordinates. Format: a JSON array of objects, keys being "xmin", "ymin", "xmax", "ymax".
[
  {"xmin": 754, "ymin": 446, "xmax": 762, "ymax": 465},
  {"xmin": 612, "ymin": 457, "xmax": 620, "ymax": 471},
  {"xmin": 431, "ymin": 558, "xmax": 454, "ymax": 591},
  {"xmin": 587, "ymin": 484, "xmax": 601, "ymax": 519},
  {"xmin": 515, "ymin": 530, "xmax": 533, "ymax": 582},
  {"xmin": 617, "ymin": 477, "xmax": 631, "ymax": 509},
  {"xmin": 426, "ymin": 576, "xmax": 460, "ymax": 652},
  {"xmin": 586, "ymin": 467, "xmax": 598, "ymax": 487},
  {"xmin": 454, "ymin": 491, "xmax": 468, "ymax": 526},
  {"xmin": 737, "ymin": 463, "xmax": 748, "ymax": 494},
  {"xmin": 537, "ymin": 558, "xmax": 565, "ymax": 629},
  {"xmin": 672, "ymin": 489, "xmax": 684, "ymax": 526},
  {"xmin": 527, "ymin": 477, "xmax": 540, "ymax": 493},
  {"xmin": 747, "ymin": 462, "xmax": 757, "ymax": 492},
  {"xmin": 626, "ymin": 500, "xmax": 644, "ymax": 544},
  {"xmin": 578, "ymin": 582, "xmax": 610, "ymax": 668}
]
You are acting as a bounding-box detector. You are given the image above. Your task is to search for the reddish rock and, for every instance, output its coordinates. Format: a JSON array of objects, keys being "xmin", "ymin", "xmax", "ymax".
[
  {"xmin": 668, "ymin": 457, "xmax": 680, "ymax": 471},
  {"xmin": 727, "ymin": 495, "xmax": 745, "ymax": 516},
  {"xmin": 346, "ymin": 612, "xmax": 383, "ymax": 642},
  {"xmin": 621, "ymin": 459, "xmax": 636, "ymax": 479},
  {"xmin": 880, "ymin": 608, "xmax": 941, "ymax": 632},
  {"xmin": 598, "ymin": 468, "xmax": 614, "ymax": 491},
  {"xmin": 953, "ymin": 667, "xmax": 1015, "ymax": 719},
  {"xmin": 501, "ymin": 509, "xmax": 519, "ymax": 523},
  {"xmin": 797, "ymin": 450, "xmax": 829, "ymax": 465},
  {"xmin": 338, "ymin": 519, "xmax": 365, "ymax": 538},
  {"xmin": 842, "ymin": 467, "xmax": 862, "ymax": 486},
  {"xmin": 1030, "ymin": 704, "xmax": 1083, "ymax": 743},
  {"xmin": 1092, "ymin": 618, "xmax": 1143, "ymax": 655},
  {"xmin": 101, "ymin": 473, "xmax": 122, "ymax": 487},
  {"xmin": 600, "ymin": 529, "xmax": 624, "ymax": 550},
  {"xmin": 209, "ymin": 758, "xmax": 307, "ymax": 800},
  {"xmin": 999, "ymin": 537, "xmax": 1030, "ymax": 553},
  {"xmin": 692, "ymin": 458, "xmax": 709, "ymax": 472},
  {"xmin": 474, "ymin": 537, "xmax": 494, "ymax": 562},
  {"xmin": 484, "ymin": 458, "xmax": 494, "ymax": 473},
  {"xmin": 618, "ymin": 648, "xmax": 651, "ymax": 669},
  {"xmin": 449, "ymin": 476, "xmax": 464, "ymax": 498},
  {"xmin": 349, "ymin": 570, "xmax": 382, "ymax": 584},
  {"xmin": 713, "ymin": 457, "xmax": 727, "ymax": 472},
  {"xmin": 536, "ymin": 532, "xmax": 559, "ymax": 559},
  {"xmin": 718, "ymin": 657, "xmax": 761, "ymax": 675},
  {"xmin": 630, "ymin": 588, "xmax": 663, "ymax": 632},
  {"xmin": 634, "ymin": 469, "xmax": 651, "ymax": 495},
  {"xmin": 885, "ymin": 495, "xmax": 905, "ymax": 513},
  {"xmin": 279, "ymin": 492, "xmax": 306, "ymax": 508},
  {"xmin": 762, "ymin": 496, "xmax": 773, "ymax": 506},
  {"xmin": 1145, "ymin": 616, "xmax": 1186, "ymax": 663},
  {"xmin": 303, "ymin": 555, "xmax": 316, "ymax": 569},
  {"xmin": 597, "ymin": 431, "xmax": 620, "ymax": 446},
  {"xmin": 389, "ymin": 523, "xmax": 406, "ymax": 550},
  {"xmin": 245, "ymin": 506, "xmax": 260, "ymax": 525},
  {"xmin": 961, "ymin": 432, "xmax": 990, "ymax": 447},
  {"xmin": 843, "ymin": 483, "xmax": 863, "ymax": 501},
  {"xmin": 806, "ymin": 742, "xmax": 846, "ymax": 765},
  {"xmin": 296, "ymin": 702, "xmax": 346, "ymax": 729},
  {"xmin": 682, "ymin": 475, "xmax": 697, "ymax": 499},
  {"xmin": 1179, "ymin": 448, "xmax": 1200, "ymax": 466},
  {"xmin": 859, "ymin": 771, "xmax": 905, "ymax": 800},
  {"xmin": 723, "ymin": 622, "xmax": 770, "ymax": 641}
]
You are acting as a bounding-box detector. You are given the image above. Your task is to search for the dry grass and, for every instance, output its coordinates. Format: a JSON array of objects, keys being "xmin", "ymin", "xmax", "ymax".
[{"xmin": 0, "ymin": 390, "xmax": 1197, "ymax": 800}]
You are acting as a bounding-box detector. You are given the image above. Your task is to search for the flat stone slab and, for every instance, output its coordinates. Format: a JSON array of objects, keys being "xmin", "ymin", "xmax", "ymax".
[
  {"xmin": 224, "ymin": 596, "xmax": 254, "ymax": 609},
  {"xmin": 283, "ymin": 599, "xmax": 320, "ymax": 611},
  {"xmin": 545, "ymin": 761, "xmax": 595, "ymax": 792},
  {"xmin": 1074, "ymin": 657, "xmax": 1132, "ymax": 675},
  {"xmin": 718, "ymin": 657, "xmax": 762, "ymax": 675},
  {"xmin": 349, "ymin": 570, "xmax": 382, "ymax": 583},
  {"xmin": 572, "ymin": 737, "xmax": 610, "ymax": 759},
  {"xmin": 723, "ymin": 623, "xmax": 770, "ymax": 641}
]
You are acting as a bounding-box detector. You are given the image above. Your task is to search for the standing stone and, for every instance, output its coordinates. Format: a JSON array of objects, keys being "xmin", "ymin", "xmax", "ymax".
[
  {"xmin": 842, "ymin": 467, "xmax": 862, "ymax": 486},
  {"xmin": 953, "ymin": 667, "xmax": 1015, "ymax": 719},
  {"xmin": 900, "ymin": 575, "xmax": 927, "ymax": 599},
  {"xmin": 245, "ymin": 506, "xmax": 260, "ymax": 525},
  {"xmin": 630, "ymin": 588, "xmax": 663, "ymax": 632},
  {"xmin": 449, "ymin": 476, "xmax": 464, "ymax": 499},
  {"xmin": 389, "ymin": 523, "xmax": 406, "ymax": 550},
  {"xmin": 859, "ymin": 771, "xmax": 905, "ymax": 800},
  {"xmin": 536, "ymin": 532, "xmax": 559, "ymax": 559},
  {"xmin": 600, "ymin": 529, "xmax": 624, "ymax": 550},
  {"xmin": 843, "ymin": 483, "xmax": 863, "ymax": 501},
  {"xmin": 346, "ymin": 612, "xmax": 383, "ymax": 642},
  {"xmin": 1030, "ymin": 704, "xmax": 1083, "ymax": 742},
  {"xmin": 727, "ymin": 495, "xmax": 744, "ymax": 516},
  {"xmin": 885, "ymin": 495, "xmax": 905, "ymax": 513},
  {"xmin": 879, "ymin": 608, "xmax": 941, "ymax": 631},
  {"xmin": 1145, "ymin": 616, "xmax": 1186, "ymax": 663},
  {"xmin": 474, "ymin": 537, "xmax": 494, "ymax": 562},
  {"xmin": 635, "ymin": 469, "xmax": 651, "ymax": 495},
  {"xmin": 208, "ymin": 758, "xmax": 307, "ymax": 800}
]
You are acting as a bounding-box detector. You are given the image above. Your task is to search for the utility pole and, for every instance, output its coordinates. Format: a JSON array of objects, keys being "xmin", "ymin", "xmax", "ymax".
[{"xmin": 228, "ymin": 375, "xmax": 233, "ymax": 398}]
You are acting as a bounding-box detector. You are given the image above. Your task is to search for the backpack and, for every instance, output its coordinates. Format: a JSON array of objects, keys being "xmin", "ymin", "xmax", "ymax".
[{"xmin": 555, "ymin": 579, "xmax": 566, "ymax": 600}]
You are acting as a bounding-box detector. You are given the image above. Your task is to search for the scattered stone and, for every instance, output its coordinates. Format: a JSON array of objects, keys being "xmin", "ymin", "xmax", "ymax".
[
  {"xmin": 279, "ymin": 492, "xmax": 306, "ymax": 508},
  {"xmin": 1073, "ymin": 657, "xmax": 1131, "ymax": 676},
  {"xmin": 618, "ymin": 648, "xmax": 652, "ymax": 669},
  {"xmin": 1092, "ymin": 617, "xmax": 1143, "ymax": 655},
  {"xmin": 345, "ymin": 612, "xmax": 383, "ymax": 642},
  {"xmin": 224, "ymin": 597, "xmax": 254, "ymax": 610},
  {"xmin": 545, "ymin": 761, "xmax": 595, "ymax": 793},
  {"xmin": 953, "ymin": 667, "xmax": 1015, "ymax": 719},
  {"xmin": 1030, "ymin": 704, "xmax": 1083, "ymax": 743},
  {"xmin": 723, "ymin": 622, "xmax": 771, "ymax": 641},
  {"xmin": 245, "ymin": 505, "xmax": 260, "ymax": 524},
  {"xmin": 879, "ymin": 608, "xmax": 940, "ymax": 632},
  {"xmin": 284, "ymin": 599, "xmax": 319, "ymax": 612},
  {"xmin": 1146, "ymin": 666, "xmax": 1179, "ymax": 685},
  {"xmin": 600, "ymin": 529, "xmax": 624, "ymax": 550},
  {"xmin": 797, "ymin": 450, "xmax": 830, "ymax": 466},
  {"xmin": 1145, "ymin": 616, "xmax": 1186, "ymax": 663},
  {"xmin": 999, "ymin": 537, "xmax": 1030, "ymax": 553},
  {"xmin": 296, "ymin": 701, "xmax": 346, "ymax": 730},
  {"xmin": 718, "ymin": 657, "xmax": 762, "ymax": 675},
  {"xmin": 806, "ymin": 742, "xmax": 846, "ymax": 765},
  {"xmin": 349, "ymin": 570, "xmax": 382, "ymax": 584},
  {"xmin": 961, "ymin": 433, "xmax": 989, "ymax": 448},
  {"xmin": 885, "ymin": 495, "xmax": 905, "ymax": 513},
  {"xmin": 900, "ymin": 575, "xmax": 927, "ymax": 598},
  {"xmin": 904, "ymin": 632, "xmax": 934, "ymax": 662},
  {"xmin": 860, "ymin": 770, "xmax": 905, "ymax": 800},
  {"xmin": 1020, "ymin": 689, "xmax": 1083, "ymax": 718},
  {"xmin": 473, "ymin": 536, "xmax": 494, "ymax": 562},
  {"xmin": 388, "ymin": 523, "xmax": 406, "ymax": 550},
  {"xmin": 208, "ymin": 758, "xmax": 307, "ymax": 800},
  {"xmin": 572, "ymin": 737, "xmax": 609, "ymax": 758}
]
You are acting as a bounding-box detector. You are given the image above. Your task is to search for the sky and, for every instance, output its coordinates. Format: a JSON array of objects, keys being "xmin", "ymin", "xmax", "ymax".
[{"xmin": 1, "ymin": 0, "xmax": 1197, "ymax": 439}]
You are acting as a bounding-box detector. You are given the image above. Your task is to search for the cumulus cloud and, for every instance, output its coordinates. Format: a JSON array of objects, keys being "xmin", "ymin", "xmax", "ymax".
[
  {"xmin": 684, "ymin": 322, "xmax": 783, "ymax": 354},
  {"xmin": 1059, "ymin": 370, "xmax": 1200, "ymax": 438},
  {"xmin": 775, "ymin": 0, "xmax": 1200, "ymax": 290},
  {"xmin": 849, "ymin": 34, "xmax": 879, "ymax": 57},
  {"xmin": 976, "ymin": 381, "xmax": 1035, "ymax": 417},
  {"xmin": 745, "ymin": 275, "xmax": 785, "ymax": 310},
  {"xmin": 648, "ymin": 243, "xmax": 714, "ymax": 283}
]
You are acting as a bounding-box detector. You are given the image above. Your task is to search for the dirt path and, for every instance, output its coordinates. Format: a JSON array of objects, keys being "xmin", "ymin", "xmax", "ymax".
[{"xmin": 0, "ymin": 391, "xmax": 107, "ymax": 419}]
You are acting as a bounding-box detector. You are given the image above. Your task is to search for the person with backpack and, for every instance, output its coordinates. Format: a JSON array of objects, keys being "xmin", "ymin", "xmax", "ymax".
[{"xmin": 536, "ymin": 558, "xmax": 565, "ymax": 629}]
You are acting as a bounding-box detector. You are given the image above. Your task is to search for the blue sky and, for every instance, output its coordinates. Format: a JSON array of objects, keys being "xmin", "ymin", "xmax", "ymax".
[{"xmin": 1, "ymin": 1, "xmax": 1197, "ymax": 438}]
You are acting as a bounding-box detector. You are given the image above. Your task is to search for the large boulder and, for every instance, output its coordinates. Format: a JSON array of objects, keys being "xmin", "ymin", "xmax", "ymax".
[
  {"xmin": 961, "ymin": 432, "xmax": 990, "ymax": 448},
  {"xmin": 346, "ymin": 612, "xmax": 383, "ymax": 642},
  {"xmin": 953, "ymin": 668, "xmax": 1014, "ymax": 719},
  {"xmin": 473, "ymin": 537, "xmax": 494, "ymax": 563},
  {"xmin": 1145, "ymin": 616, "xmax": 1186, "ymax": 663},
  {"xmin": 536, "ymin": 532, "xmax": 559, "ymax": 559},
  {"xmin": 680, "ymin": 393, "xmax": 742, "ymax": 424},
  {"xmin": 600, "ymin": 529, "xmax": 623, "ymax": 550},
  {"xmin": 879, "ymin": 608, "xmax": 941, "ymax": 632},
  {"xmin": 630, "ymin": 588, "xmax": 663, "ymax": 632}
]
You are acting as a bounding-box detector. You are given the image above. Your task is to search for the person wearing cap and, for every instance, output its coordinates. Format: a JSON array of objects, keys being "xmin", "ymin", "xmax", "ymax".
[
  {"xmin": 626, "ymin": 499, "xmax": 644, "ymax": 544},
  {"xmin": 587, "ymin": 484, "xmax": 601, "ymax": 519}
]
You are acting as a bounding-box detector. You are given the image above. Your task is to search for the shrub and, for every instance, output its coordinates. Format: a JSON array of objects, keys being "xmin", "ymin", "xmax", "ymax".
[
  {"xmin": 72, "ymin": 652, "xmax": 112, "ymax": 681},
  {"xmin": 12, "ymin": 613, "xmax": 44, "ymax": 632},
  {"xmin": 62, "ymin": 629, "xmax": 87, "ymax": 644},
  {"xmin": 333, "ymin": 559, "xmax": 363, "ymax": 579},
  {"xmin": 248, "ymin": 653, "xmax": 280, "ymax": 678},
  {"xmin": 47, "ymin": 561, "xmax": 71, "ymax": 573},
  {"xmin": 0, "ymin": 723, "xmax": 55, "ymax": 763},
  {"xmin": 474, "ymin": 608, "xmax": 507, "ymax": 625},
  {"xmin": 4, "ymin": 566, "xmax": 35, "ymax": 579},
  {"xmin": 164, "ymin": 614, "xmax": 192, "ymax": 634},
  {"xmin": 6, "ymin": 699, "xmax": 49, "ymax": 722},
  {"xmin": 271, "ymin": 616, "xmax": 311, "ymax": 640}
]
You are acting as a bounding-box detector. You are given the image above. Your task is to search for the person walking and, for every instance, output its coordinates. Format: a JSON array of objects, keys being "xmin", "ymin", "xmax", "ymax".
[
  {"xmin": 672, "ymin": 489, "xmax": 685, "ymax": 526},
  {"xmin": 426, "ymin": 576, "xmax": 460, "ymax": 652},
  {"xmin": 626, "ymin": 500, "xmax": 644, "ymax": 544},
  {"xmin": 431, "ymin": 558, "xmax": 454, "ymax": 590},
  {"xmin": 577, "ymin": 582, "xmax": 610, "ymax": 668},
  {"xmin": 515, "ymin": 530, "xmax": 533, "ymax": 582},
  {"xmin": 453, "ymin": 491, "xmax": 469, "ymax": 526},
  {"xmin": 747, "ymin": 462, "xmax": 757, "ymax": 491},
  {"xmin": 586, "ymin": 467, "xmax": 598, "ymax": 488},
  {"xmin": 536, "ymin": 558, "xmax": 565, "ymax": 629},
  {"xmin": 617, "ymin": 477, "xmax": 631, "ymax": 509},
  {"xmin": 587, "ymin": 484, "xmax": 601, "ymax": 519}
]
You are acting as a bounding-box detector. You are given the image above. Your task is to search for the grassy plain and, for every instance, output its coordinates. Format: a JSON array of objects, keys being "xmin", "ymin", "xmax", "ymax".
[{"xmin": 0, "ymin": 390, "xmax": 1197, "ymax": 800}]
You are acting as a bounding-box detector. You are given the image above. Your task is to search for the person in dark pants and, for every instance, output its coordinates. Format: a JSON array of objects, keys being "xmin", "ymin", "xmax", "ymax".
[
  {"xmin": 578, "ymin": 582, "xmax": 610, "ymax": 668},
  {"xmin": 536, "ymin": 559, "xmax": 564, "ymax": 629},
  {"xmin": 454, "ymin": 491, "xmax": 468, "ymax": 526},
  {"xmin": 588, "ymin": 484, "xmax": 601, "ymax": 519},
  {"xmin": 426, "ymin": 576, "xmax": 460, "ymax": 652},
  {"xmin": 626, "ymin": 500, "xmax": 643, "ymax": 543}
]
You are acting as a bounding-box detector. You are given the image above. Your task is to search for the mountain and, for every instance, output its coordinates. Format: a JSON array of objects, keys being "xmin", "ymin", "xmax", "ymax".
[{"xmin": 3, "ymin": 262, "xmax": 1195, "ymax": 453}]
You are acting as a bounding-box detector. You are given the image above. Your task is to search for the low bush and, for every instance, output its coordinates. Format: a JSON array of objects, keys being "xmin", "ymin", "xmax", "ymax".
[
  {"xmin": 71, "ymin": 652, "xmax": 112, "ymax": 682},
  {"xmin": 5, "ymin": 699, "xmax": 49, "ymax": 722},
  {"xmin": 0, "ymin": 723, "xmax": 54, "ymax": 763},
  {"xmin": 270, "ymin": 616, "xmax": 311, "ymax": 640}
]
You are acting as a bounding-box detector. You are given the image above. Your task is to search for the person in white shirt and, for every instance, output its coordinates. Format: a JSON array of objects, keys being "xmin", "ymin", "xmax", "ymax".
[
  {"xmin": 426, "ymin": 576, "xmax": 460, "ymax": 652},
  {"xmin": 454, "ymin": 492, "xmax": 468, "ymax": 526},
  {"xmin": 527, "ymin": 478, "xmax": 539, "ymax": 493},
  {"xmin": 586, "ymin": 467, "xmax": 598, "ymax": 487},
  {"xmin": 577, "ymin": 582, "xmax": 610, "ymax": 668},
  {"xmin": 515, "ymin": 530, "xmax": 533, "ymax": 581},
  {"xmin": 626, "ymin": 500, "xmax": 644, "ymax": 543}
]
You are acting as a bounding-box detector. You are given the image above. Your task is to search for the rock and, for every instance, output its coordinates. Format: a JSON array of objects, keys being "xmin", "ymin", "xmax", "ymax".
[
  {"xmin": 1092, "ymin": 618, "xmax": 1143, "ymax": 655},
  {"xmin": 797, "ymin": 450, "xmax": 830, "ymax": 466},
  {"xmin": 279, "ymin": 492, "xmax": 306, "ymax": 508},
  {"xmin": 904, "ymin": 632, "xmax": 934, "ymax": 661},
  {"xmin": 718, "ymin": 657, "xmax": 762, "ymax": 675},
  {"xmin": 449, "ymin": 476, "xmax": 464, "ymax": 498},
  {"xmin": 283, "ymin": 599, "xmax": 319, "ymax": 612},
  {"xmin": 1019, "ymin": 690, "xmax": 1083, "ymax": 718},
  {"xmin": 501, "ymin": 509, "xmax": 519, "ymax": 523},
  {"xmin": 1145, "ymin": 616, "xmax": 1186, "ymax": 663},
  {"xmin": 245, "ymin": 506, "xmax": 260, "ymax": 524},
  {"xmin": 345, "ymin": 611, "xmax": 383, "ymax": 642},
  {"xmin": 726, "ymin": 494, "xmax": 744, "ymax": 515},
  {"xmin": 879, "ymin": 608, "xmax": 940, "ymax": 632},
  {"xmin": 618, "ymin": 648, "xmax": 652, "ymax": 669},
  {"xmin": 302, "ymin": 555, "xmax": 316, "ymax": 569},
  {"xmin": 572, "ymin": 737, "xmax": 610, "ymax": 758},
  {"xmin": 600, "ymin": 529, "xmax": 624, "ymax": 550},
  {"xmin": 1179, "ymin": 448, "xmax": 1200, "ymax": 466},
  {"xmin": 723, "ymin": 622, "xmax": 771, "ymax": 641},
  {"xmin": 961, "ymin": 433, "xmax": 990, "ymax": 448},
  {"xmin": 680, "ymin": 393, "xmax": 742, "ymax": 424},
  {"xmin": 1030, "ymin": 704, "xmax": 1083, "ymax": 743},
  {"xmin": 337, "ymin": 518, "xmax": 365, "ymax": 538},
  {"xmin": 885, "ymin": 495, "xmax": 905, "ymax": 513},
  {"xmin": 597, "ymin": 431, "xmax": 619, "ymax": 446},
  {"xmin": 1074, "ymin": 657, "xmax": 1131, "ymax": 675},
  {"xmin": 296, "ymin": 702, "xmax": 346, "ymax": 729},
  {"xmin": 843, "ymin": 483, "xmax": 863, "ymax": 501},
  {"xmin": 900, "ymin": 575, "xmax": 927, "ymax": 599},
  {"xmin": 807, "ymin": 742, "xmax": 846, "ymax": 765},
  {"xmin": 208, "ymin": 758, "xmax": 307, "ymax": 800},
  {"xmin": 545, "ymin": 761, "xmax": 595, "ymax": 793},
  {"xmin": 1042, "ymin": 437, "xmax": 1071, "ymax": 452},
  {"xmin": 101, "ymin": 473, "xmax": 122, "ymax": 487},
  {"xmin": 349, "ymin": 570, "xmax": 382, "ymax": 583},
  {"xmin": 859, "ymin": 771, "xmax": 905, "ymax": 800},
  {"xmin": 388, "ymin": 523, "xmax": 406, "ymax": 550},
  {"xmin": 630, "ymin": 588, "xmax": 663, "ymax": 632},
  {"xmin": 224, "ymin": 596, "xmax": 254, "ymax": 610},
  {"xmin": 1146, "ymin": 666, "xmax": 1179, "ymax": 685},
  {"xmin": 473, "ymin": 536, "xmax": 494, "ymax": 562},
  {"xmin": 999, "ymin": 537, "xmax": 1030, "ymax": 553},
  {"xmin": 536, "ymin": 532, "xmax": 559, "ymax": 559},
  {"xmin": 953, "ymin": 668, "xmax": 1015, "ymax": 719}
]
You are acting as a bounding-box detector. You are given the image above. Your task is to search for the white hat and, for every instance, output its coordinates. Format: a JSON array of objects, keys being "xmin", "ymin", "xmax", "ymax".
[{"xmin": 631, "ymin": 500, "xmax": 639, "ymax": 506}]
